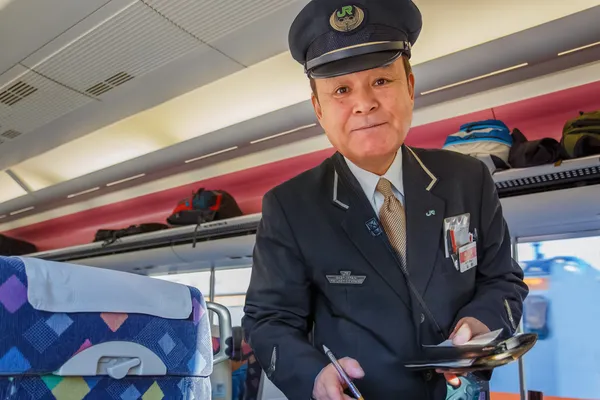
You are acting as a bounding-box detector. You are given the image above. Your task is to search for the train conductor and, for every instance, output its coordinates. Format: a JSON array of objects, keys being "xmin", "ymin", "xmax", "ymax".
[{"xmin": 242, "ymin": 0, "xmax": 529, "ymax": 399}]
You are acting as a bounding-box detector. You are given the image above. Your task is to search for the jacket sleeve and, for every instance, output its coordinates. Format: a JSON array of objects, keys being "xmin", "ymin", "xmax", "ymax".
[
  {"xmin": 242, "ymin": 190, "xmax": 329, "ymax": 400},
  {"xmin": 452, "ymin": 161, "xmax": 529, "ymax": 338}
]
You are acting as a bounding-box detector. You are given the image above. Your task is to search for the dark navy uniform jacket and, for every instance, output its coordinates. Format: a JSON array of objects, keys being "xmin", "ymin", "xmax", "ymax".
[{"xmin": 242, "ymin": 145, "xmax": 528, "ymax": 399}]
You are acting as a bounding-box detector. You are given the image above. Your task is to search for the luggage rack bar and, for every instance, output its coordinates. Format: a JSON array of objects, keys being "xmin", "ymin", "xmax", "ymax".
[
  {"xmin": 494, "ymin": 155, "xmax": 600, "ymax": 198},
  {"xmin": 28, "ymin": 213, "xmax": 262, "ymax": 262}
]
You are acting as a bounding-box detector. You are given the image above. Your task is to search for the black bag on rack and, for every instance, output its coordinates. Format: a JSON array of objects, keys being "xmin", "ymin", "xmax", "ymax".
[
  {"xmin": 508, "ymin": 128, "xmax": 568, "ymax": 168},
  {"xmin": 0, "ymin": 234, "xmax": 37, "ymax": 256},
  {"xmin": 93, "ymin": 223, "xmax": 169, "ymax": 244},
  {"xmin": 167, "ymin": 188, "xmax": 243, "ymax": 226}
]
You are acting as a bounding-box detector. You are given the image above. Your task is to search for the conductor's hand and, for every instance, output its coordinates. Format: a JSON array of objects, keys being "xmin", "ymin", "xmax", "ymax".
[
  {"xmin": 312, "ymin": 358, "xmax": 364, "ymax": 400},
  {"xmin": 437, "ymin": 317, "xmax": 490, "ymax": 387}
]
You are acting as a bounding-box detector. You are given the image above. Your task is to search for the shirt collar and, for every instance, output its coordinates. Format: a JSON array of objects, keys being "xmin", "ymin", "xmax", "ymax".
[{"xmin": 344, "ymin": 151, "xmax": 404, "ymax": 200}]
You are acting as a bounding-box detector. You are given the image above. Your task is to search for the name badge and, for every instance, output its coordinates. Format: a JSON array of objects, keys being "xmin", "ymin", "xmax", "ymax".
[{"xmin": 458, "ymin": 242, "xmax": 477, "ymax": 273}]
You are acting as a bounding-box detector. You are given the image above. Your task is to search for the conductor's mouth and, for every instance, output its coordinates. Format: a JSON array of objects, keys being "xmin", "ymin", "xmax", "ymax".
[{"xmin": 352, "ymin": 122, "xmax": 387, "ymax": 132}]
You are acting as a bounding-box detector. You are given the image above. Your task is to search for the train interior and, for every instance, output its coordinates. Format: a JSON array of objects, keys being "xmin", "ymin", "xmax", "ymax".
[{"xmin": 1, "ymin": 0, "xmax": 600, "ymax": 399}]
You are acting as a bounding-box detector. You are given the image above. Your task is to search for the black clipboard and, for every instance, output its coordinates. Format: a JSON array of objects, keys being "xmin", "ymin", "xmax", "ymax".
[{"xmin": 404, "ymin": 332, "xmax": 538, "ymax": 373}]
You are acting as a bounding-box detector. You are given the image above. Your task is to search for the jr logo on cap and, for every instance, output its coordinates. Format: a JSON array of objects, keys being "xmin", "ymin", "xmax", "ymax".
[{"xmin": 330, "ymin": 5, "xmax": 365, "ymax": 32}]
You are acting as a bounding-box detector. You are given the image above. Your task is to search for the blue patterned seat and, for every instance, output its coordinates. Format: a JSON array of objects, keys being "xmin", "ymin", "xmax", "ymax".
[{"xmin": 0, "ymin": 256, "xmax": 213, "ymax": 399}]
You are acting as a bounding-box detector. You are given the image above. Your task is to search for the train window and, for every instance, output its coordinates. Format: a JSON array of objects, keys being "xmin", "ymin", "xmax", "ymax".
[
  {"xmin": 517, "ymin": 236, "xmax": 600, "ymax": 399},
  {"xmin": 214, "ymin": 267, "xmax": 252, "ymax": 295},
  {"xmin": 150, "ymin": 270, "xmax": 211, "ymax": 297},
  {"xmin": 214, "ymin": 267, "xmax": 252, "ymax": 327}
]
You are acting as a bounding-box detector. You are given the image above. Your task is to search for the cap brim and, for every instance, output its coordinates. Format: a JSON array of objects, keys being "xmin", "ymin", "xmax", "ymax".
[{"xmin": 309, "ymin": 50, "xmax": 403, "ymax": 79}]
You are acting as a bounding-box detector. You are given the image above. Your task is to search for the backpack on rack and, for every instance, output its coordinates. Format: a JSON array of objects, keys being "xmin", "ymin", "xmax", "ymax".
[
  {"xmin": 0, "ymin": 234, "xmax": 37, "ymax": 256},
  {"xmin": 561, "ymin": 110, "xmax": 600, "ymax": 158},
  {"xmin": 166, "ymin": 188, "xmax": 243, "ymax": 226},
  {"xmin": 443, "ymin": 119, "xmax": 513, "ymax": 172},
  {"xmin": 93, "ymin": 223, "xmax": 169, "ymax": 245}
]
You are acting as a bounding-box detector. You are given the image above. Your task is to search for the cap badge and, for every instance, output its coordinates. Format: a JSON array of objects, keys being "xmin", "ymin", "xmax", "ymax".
[{"xmin": 329, "ymin": 5, "xmax": 365, "ymax": 32}]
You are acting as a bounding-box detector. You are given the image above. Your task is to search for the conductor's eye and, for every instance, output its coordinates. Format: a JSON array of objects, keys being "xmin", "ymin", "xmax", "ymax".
[
  {"xmin": 335, "ymin": 87, "xmax": 349, "ymax": 95},
  {"xmin": 374, "ymin": 78, "xmax": 389, "ymax": 86}
]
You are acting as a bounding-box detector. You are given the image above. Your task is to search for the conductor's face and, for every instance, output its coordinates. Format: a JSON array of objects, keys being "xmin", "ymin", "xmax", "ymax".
[{"xmin": 311, "ymin": 57, "xmax": 415, "ymax": 174}]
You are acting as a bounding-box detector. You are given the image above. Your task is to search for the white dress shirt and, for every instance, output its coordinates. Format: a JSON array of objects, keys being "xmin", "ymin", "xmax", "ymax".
[{"xmin": 344, "ymin": 151, "xmax": 405, "ymax": 214}]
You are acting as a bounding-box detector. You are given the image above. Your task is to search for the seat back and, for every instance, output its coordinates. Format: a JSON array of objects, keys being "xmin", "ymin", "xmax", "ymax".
[{"xmin": 0, "ymin": 256, "xmax": 213, "ymax": 399}]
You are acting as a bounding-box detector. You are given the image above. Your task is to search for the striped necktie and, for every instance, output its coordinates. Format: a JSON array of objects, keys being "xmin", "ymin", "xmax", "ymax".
[{"xmin": 376, "ymin": 177, "xmax": 407, "ymax": 271}]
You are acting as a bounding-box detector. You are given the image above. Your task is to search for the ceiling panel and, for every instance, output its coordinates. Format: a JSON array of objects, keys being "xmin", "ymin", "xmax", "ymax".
[
  {"xmin": 0, "ymin": 68, "xmax": 93, "ymax": 137},
  {"xmin": 9, "ymin": 52, "xmax": 309, "ymax": 190},
  {"xmin": 208, "ymin": 0, "xmax": 309, "ymax": 67},
  {"xmin": 0, "ymin": 45, "xmax": 242, "ymax": 172},
  {"xmin": 144, "ymin": 0, "xmax": 297, "ymax": 46},
  {"xmin": 0, "ymin": 0, "xmax": 110, "ymax": 74},
  {"xmin": 24, "ymin": 1, "xmax": 202, "ymax": 97}
]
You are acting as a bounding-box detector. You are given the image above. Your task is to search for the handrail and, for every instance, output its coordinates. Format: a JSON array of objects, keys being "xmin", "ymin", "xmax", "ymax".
[{"xmin": 207, "ymin": 302, "xmax": 232, "ymax": 365}]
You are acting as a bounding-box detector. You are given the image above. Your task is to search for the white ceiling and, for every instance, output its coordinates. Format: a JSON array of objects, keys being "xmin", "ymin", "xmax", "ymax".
[{"xmin": 0, "ymin": 0, "xmax": 599, "ymax": 226}]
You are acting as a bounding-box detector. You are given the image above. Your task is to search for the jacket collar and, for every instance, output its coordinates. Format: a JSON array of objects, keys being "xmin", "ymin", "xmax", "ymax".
[{"xmin": 331, "ymin": 146, "xmax": 438, "ymax": 210}]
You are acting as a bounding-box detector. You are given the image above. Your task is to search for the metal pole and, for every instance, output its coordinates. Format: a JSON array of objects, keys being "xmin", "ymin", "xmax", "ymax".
[
  {"xmin": 512, "ymin": 238, "xmax": 527, "ymax": 400},
  {"xmin": 209, "ymin": 265, "xmax": 216, "ymax": 325},
  {"xmin": 209, "ymin": 264, "xmax": 216, "ymax": 302}
]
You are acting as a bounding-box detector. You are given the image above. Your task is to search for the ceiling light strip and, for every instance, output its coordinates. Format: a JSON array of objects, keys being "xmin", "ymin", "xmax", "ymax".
[
  {"xmin": 10, "ymin": 206, "xmax": 34, "ymax": 216},
  {"xmin": 558, "ymin": 41, "xmax": 600, "ymax": 56},
  {"xmin": 0, "ymin": 215, "xmax": 6, "ymax": 220},
  {"xmin": 67, "ymin": 187, "xmax": 100, "ymax": 199},
  {"xmin": 107, "ymin": 173, "xmax": 146, "ymax": 187},
  {"xmin": 250, "ymin": 123, "xmax": 318, "ymax": 144},
  {"xmin": 185, "ymin": 146, "xmax": 238, "ymax": 164},
  {"xmin": 420, "ymin": 63, "xmax": 529, "ymax": 95}
]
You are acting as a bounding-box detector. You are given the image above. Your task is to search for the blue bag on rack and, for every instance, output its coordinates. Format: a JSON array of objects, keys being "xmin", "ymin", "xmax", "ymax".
[{"xmin": 443, "ymin": 120, "xmax": 513, "ymax": 171}]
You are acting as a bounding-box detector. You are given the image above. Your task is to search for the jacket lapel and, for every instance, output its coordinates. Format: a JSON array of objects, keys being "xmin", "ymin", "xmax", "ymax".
[
  {"xmin": 403, "ymin": 146, "xmax": 446, "ymax": 296},
  {"xmin": 330, "ymin": 153, "xmax": 412, "ymax": 309}
]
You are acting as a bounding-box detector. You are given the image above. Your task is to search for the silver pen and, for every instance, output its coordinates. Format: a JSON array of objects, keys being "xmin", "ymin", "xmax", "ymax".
[{"xmin": 322, "ymin": 345, "xmax": 364, "ymax": 400}]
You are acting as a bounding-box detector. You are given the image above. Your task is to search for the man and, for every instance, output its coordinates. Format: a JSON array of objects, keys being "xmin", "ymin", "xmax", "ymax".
[{"xmin": 242, "ymin": 0, "xmax": 528, "ymax": 399}]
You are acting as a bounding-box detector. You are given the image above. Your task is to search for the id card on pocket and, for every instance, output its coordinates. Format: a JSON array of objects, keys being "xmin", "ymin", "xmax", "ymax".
[{"xmin": 459, "ymin": 241, "xmax": 477, "ymax": 273}]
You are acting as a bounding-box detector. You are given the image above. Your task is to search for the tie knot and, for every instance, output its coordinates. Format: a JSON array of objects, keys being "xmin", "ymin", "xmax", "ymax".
[{"xmin": 376, "ymin": 178, "xmax": 395, "ymax": 198}]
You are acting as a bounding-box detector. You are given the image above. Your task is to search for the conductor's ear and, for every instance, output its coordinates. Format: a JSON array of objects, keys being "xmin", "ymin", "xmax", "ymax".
[{"xmin": 312, "ymin": 92, "xmax": 323, "ymax": 121}]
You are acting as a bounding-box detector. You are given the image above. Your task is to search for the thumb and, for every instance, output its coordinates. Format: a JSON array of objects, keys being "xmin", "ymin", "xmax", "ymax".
[
  {"xmin": 444, "ymin": 373, "xmax": 462, "ymax": 388},
  {"xmin": 452, "ymin": 323, "xmax": 472, "ymax": 345},
  {"xmin": 338, "ymin": 357, "xmax": 365, "ymax": 379}
]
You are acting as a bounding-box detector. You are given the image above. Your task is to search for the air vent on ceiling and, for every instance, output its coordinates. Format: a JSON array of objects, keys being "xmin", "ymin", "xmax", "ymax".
[
  {"xmin": 0, "ymin": 81, "xmax": 38, "ymax": 106},
  {"xmin": 496, "ymin": 158, "xmax": 600, "ymax": 198},
  {"xmin": 85, "ymin": 72, "xmax": 134, "ymax": 97},
  {"xmin": 1, "ymin": 130, "xmax": 22, "ymax": 140}
]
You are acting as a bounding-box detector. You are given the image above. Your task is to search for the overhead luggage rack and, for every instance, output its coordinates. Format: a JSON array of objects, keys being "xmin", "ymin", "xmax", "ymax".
[
  {"xmin": 29, "ymin": 213, "xmax": 262, "ymax": 263},
  {"xmin": 494, "ymin": 155, "xmax": 600, "ymax": 198}
]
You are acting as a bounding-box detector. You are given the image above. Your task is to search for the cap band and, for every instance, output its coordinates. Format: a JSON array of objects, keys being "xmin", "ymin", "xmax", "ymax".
[{"xmin": 305, "ymin": 40, "xmax": 411, "ymax": 74}]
